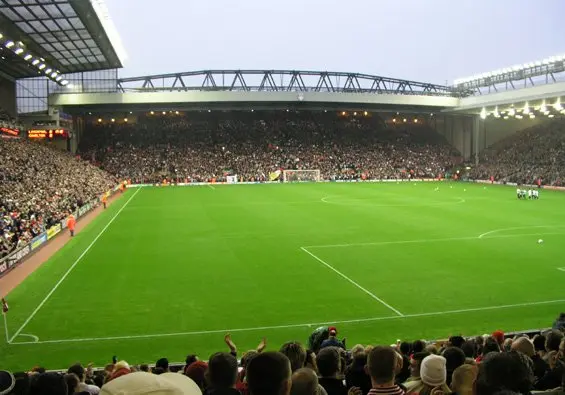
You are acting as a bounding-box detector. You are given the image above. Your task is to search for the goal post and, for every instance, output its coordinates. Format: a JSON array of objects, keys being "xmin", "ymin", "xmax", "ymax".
[{"xmin": 282, "ymin": 169, "xmax": 321, "ymax": 183}]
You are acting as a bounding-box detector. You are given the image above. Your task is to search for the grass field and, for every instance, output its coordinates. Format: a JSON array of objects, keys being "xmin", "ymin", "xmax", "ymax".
[{"xmin": 3, "ymin": 181, "xmax": 565, "ymax": 370}]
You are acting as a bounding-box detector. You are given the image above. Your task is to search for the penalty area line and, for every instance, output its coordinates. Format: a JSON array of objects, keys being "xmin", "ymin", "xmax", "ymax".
[
  {"xmin": 9, "ymin": 298, "xmax": 565, "ymax": 345},
  {"xmin": 8, "ymin": 187, "xmax": 142, "ymax": 344},
  {"xmin": 300, "ymin": 247, "xmax": 404, "ymax": 316}
]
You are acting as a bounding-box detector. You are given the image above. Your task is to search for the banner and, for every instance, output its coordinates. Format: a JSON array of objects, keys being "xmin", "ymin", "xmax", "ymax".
[
  {"xmin": 31, "ymin": 233, "xmax": 47, "ymax": 251},
  {"xmin": 4, "ymin": 245, "xmax": 32, "ymax": 271},
  {"xmin": 46, "ymin": 224, "xmax": 62, "ymax": 240},
  {"xmin": 78, "ymin": 202, "xmax": 92, "ymax": 218},
  {"xmin": 226, "ymin": 175, "xmax": 238, "ymax": 184}
]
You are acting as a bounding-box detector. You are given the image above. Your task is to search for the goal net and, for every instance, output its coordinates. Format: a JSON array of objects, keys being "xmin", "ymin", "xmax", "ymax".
[{"xmin": 282, "ymin": 169, "xmax": 321, "ymax": 183}]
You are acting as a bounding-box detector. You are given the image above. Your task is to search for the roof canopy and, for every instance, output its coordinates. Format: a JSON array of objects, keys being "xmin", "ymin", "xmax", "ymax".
[{"xmin": 0, "ymin": 0, "xmax": 124, "ymax": 80}]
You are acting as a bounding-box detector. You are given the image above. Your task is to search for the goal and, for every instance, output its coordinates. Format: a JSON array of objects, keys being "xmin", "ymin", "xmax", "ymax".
[{"xmin": 282, "ymin": 169, "xmax": 321, "ymax": 183}]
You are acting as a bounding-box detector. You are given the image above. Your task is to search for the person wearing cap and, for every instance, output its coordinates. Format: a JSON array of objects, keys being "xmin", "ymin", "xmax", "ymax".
[
  {"xmin": 100, "ymin": 372, "xmax": 202, "ymax": 395},
  {"xmin": 366, "ymin": 346, "xmax": 405, "ymax": 395},
  {"xmin": 320, "ymin": 327, "xmax": 345, "ymax": 350},
  {"xmin": 418, "ymin": 355, "xmax": 451, "ymax": 395}
]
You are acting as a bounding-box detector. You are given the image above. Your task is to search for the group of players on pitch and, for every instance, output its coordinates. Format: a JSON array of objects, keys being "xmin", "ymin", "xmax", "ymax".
[{"xmin": 516, "ymin": 188, "xmax": 540, "ymax": 200}]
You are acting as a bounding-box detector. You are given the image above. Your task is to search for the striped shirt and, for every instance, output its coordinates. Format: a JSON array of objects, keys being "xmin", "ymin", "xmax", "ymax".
[{"xmin": 368, "ymin": 385, "xmax": 405, "ymax": 395}]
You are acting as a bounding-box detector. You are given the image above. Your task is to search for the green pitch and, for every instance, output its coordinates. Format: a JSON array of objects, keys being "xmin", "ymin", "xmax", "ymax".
[{"xmin": 3, "ymin": 182, "xmax": 565, "ymax": 370}]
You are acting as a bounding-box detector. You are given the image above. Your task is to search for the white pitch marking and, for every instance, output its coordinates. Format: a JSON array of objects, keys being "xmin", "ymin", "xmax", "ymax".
[
  {"xmin": 304, "ymin": 231, "xmax": 565, "ymax": 249},
  {"xmin": 15, "ymin": 334, "xmax": 39, "ymax": 343},
  {"xmin": 478, "ymin": 225, "xmax": 565, "ymax": 239},
  {"xmin": 3, "ymin": 314, "xmax": 8, "ymax": 343},
  {"xmin": 8, "ymin": 298, "xmax": 565, "ymax": 346},
  {"xmin": 8, "ymin": 187, "xmax": 142, "ymax": 343},
  {"xmin": 207, "ymin": 184, "xmax": 216, "ymax": 190},
  {"xmin": 300, "ymin": 247, "xmax": 404, "ymax": 316},
  {"xmin": 320, "ymin": 196, "xmax": 466, "ymax": 208},
  {"xmin": 557, "ymin": 268, "xmax": 565, "ymax": 272}
]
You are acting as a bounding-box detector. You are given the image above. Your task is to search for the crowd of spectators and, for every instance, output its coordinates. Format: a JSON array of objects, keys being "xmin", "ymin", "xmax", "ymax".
[
  {"xmin": 468, "ymin": 120, "xmax": 565, "ymax": 186},
  {"xmin": 0, "ymin": 138, "xmax": 117, "ymax": 258},
  {"xmin": 79, "ymin": 113, "xmax": 460, "ymax": 184},
  {"xmin": 3, "ymin": 319, "xmax": 565, "ymax": 395}
]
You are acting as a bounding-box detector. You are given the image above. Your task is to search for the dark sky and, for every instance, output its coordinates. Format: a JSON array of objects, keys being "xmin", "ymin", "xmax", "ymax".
[{"xmin": 105, "ymin": 0, "xmax": 564, "ymax": 85}]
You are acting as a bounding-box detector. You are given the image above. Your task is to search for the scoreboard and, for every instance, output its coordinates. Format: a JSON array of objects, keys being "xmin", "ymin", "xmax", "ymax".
[{"xmin": 27, "ymin": 129, "xmax": 69, "ymax": 139}]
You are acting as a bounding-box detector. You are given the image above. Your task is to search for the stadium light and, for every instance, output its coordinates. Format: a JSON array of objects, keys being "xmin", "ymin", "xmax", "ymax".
[
  {"xmin": 150, "ymin": 111, "xmax": 154, "ymax": 115},
  {"xmin": 98, "ymin": 118, "xmax": 102, "ymax": 123},
  {"xmin": 0, "ymin": 34, "xmax": 2, "ymax": 39},
  {"xmin": 51, "ymin": 72, "xmax": 57, "ymax": 78},
  {"xmin": 175, "ymin": 111, "xmax": 179, "ymax": 115},
  {"xmin": 554, "ymin": 99, "xmax": 562, "ymax": 111},
  {"xmin": 508, "ymin": 108, "xmax": 516, "ymax": 116},
  {"xmin": 56, "ymin": 76, "xmax": 63, "ymax": 81},
  {"xmin": 403, "ymin": 118, "xmax": 407, "ymax": 123},
  {"xmin": 124, "ymin": 118, "xmax": 128, "ymax": 122},
  {"xmin": 14, "ymin": 48, "xmax": 23, "ymax": 55},
  {"xmin": 353, "ymin": 112, "xmax": 357, "ymax": 116},
  {"xmin": 364, "ymin": 111, "xmax": 368, "ymax": 116},
  {"xmin": 5, "ymin": 41, "xmax": 14, "ymax": 48},
  {"xmin": 392, "ymin": 118, "xmax": 396, "ymax": 123},
  {"xmin": 24, "ymin": 54, "xmax": 32, "ymax": 60},
  {"xmin": 523, "ymin": 102, "xmax": 530, "ymax": 114},
  {"xmin": 480, "ymin": 107, "xmax": 487, "ymax": 119},
  {"xmin": 45, "ymin": 68, "xmax": 52, "ymax": 74},
  {"xmin": 162, "ymin": 111, "xmax": 166, "ymax": 115},
  {"xmin": 38, "ymin": 64, "xmax": 46, "ymax": 70},
  {"xmin": 548, "ymin": 114, "xmax": 555, "ymax": 118},
  {"xmin": 111, "ymin": 118, "xmax": 115, "ymax": 122},
  {"xmin": 414, "ymin": 118, "xmax": 418, "ymax": 123}
]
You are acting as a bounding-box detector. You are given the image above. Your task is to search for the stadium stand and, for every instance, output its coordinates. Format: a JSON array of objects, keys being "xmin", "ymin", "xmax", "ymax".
[
  {"xmin": 79, "ymin": 113, "xmax": 460, "ymax": 184},
  {"xmin": 469, "ymin": 119, "xmax": 565, "ymax": 186},
  {"xmin": 0, "ymin": 138, "xmax": 117, "ymax": 258}
]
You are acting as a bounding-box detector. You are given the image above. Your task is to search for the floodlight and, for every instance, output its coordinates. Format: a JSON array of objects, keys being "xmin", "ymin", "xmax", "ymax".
[
  {"xmin": 175, "ymin": 111, "xmax": 179, "ymax": 115},
  {"xmin": 111, "ymin": 118, "xmax": 115, "ymax": 122},
  {"xmin": 508, "ymin": 108, "xmax": 516, "ymax": 116},
  {"xmin": 503, "ymin": 116, "xmax": 509, "ymax": 119},
  {"xmin": 353, "ymin": 112, "xmax": 357, "ymax": 116},
  {"xmin": 150, "ymin": 111, "xmax": 154, "ymax": 115},
  {"xmin": 38, "ymin": 64, "xmax": 45, "ymax": 70},
  {"xmin": 403, "ymin": 118, "xmax": 407, "ymax": 123},
  {"xmin": 124, "ymin": 118, "xmax": 128, "ymax": 122},
  {"xmin": 45, "ymin": 68, "xmax": 52, "ymax": 74},
  {"xmin": 5, "ymin": 41, "xmax": 14, "ymax": 48},
  {"xmin": 392, "ymin": 118, "xmax": 396, "ymax": 123},
  {"xmin": 162, "ymin": 111, "xmax": 166, "ymax": 115},
  {"xmin": 554, "ymin": 99, "xmax": 562, "ymax": 111},
  {"xmin": 51, "ymin": 72, "xmax": 57, "ymax": 78},
  {"xmin": 414, "ymin": 118, "xmax": 418, "ymax": 123},
  {"xmin": 523, "ymin": 103, "xmax": 530, "ymax": 114},
  {"xmin": 56, "ymin": 76, "xmax": 63, "ymax": 81},
  {"xmin": 98, "ymin": 118, "xmax": 102, "ymax": 122},
  {"xmin": 480, "ymin": 107, "xmax": 487, "ymax": 119},
  {"xmin": 0, "ymin": 34, "xmax": 2, "ymax": 39},
  {"xmin": 364, "ymin": 111, "xmax": 368, "ymax": 116},
  {"xmin": 61, "ymin": 80, "xmax": 68, "ymax": 86},
  {"xmin": 548, "ymin": 114, "xmax": 555, "ymax": 118},
  {"xmin": 23, "ymin": 54, "xmax": 32, "ymax": 60},
  {"xmin": 14, "ymin": 48, "xmax": 23, "ymax": 54}
]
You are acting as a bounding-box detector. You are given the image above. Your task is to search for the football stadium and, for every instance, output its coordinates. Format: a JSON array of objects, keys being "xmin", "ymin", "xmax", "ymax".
[{"xmin": 1, "ymin": 0, "xmax": 565, "ymax": 393}]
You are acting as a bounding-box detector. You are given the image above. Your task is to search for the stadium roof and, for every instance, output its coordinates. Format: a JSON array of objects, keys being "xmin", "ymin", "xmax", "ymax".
[{"xmin": 0, "ymin": 0, "xmax": 125, "ymax": 80}]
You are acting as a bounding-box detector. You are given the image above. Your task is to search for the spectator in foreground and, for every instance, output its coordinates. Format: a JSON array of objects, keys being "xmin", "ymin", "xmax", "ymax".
[
  {"xmin": 317, "ymin": 347, "xmax": 347, "ymax": 395},
  {"xmin": 67, "ymin": 364, "xmax": 100, "ymax": 395},
  {"xmin": 280, "ymin": 342, "xmax": 307, "ymax": 372},
  {"xmin": 99, "ymin": 372, "xmax": 202, "ymax": 395},
  {"xmin": 247, "ymin": 352, "xmax": 292, "ymax": 395},
  {"xmin": 403, "ymin": 352, "xmax": 429, "ymax": 393},
  {"xmin": 320, "ymin": 328, "xmax": 345, "ymax": 350},
  {"xmin": 30, "ymin": 372, "xmax": 68, "ymax": 395},
  {"xmin": 290, "ymin": 368, "xmax": 319, "ymax": 395},
  {"xmin": 475, "ymin": 352, "xmax": 533, "ymax": 395},
  {"xmin": 450, "ymin": 365, "xmax": 477, "ymax": 395},
  {"xmin": 419, "ymin": 354, "xmax": 451, "ymax": 395},
  {"xmin": 204, "ymin": 353, "xmax": 239, "ymax": 395},
  {"xmin": 64, "ymin": 373, "xmax": 80, "ymax": 395},
  {"xmin": 156, "ymin": 358, "xmax": 170, "ymax": 373},
  {"xmin": 366, "ymin": 346, "xmax": 405, "ymax": 395},
  {"xmin": 185, "ymin": 361, "xmax": 208, "ymax": 391},
  {"xmin": 442, "ymin": 348, "xmax": 466, "ymax": 386},
  {"xmin": 345, "ymin": 350, "xmax": 371, "ymax": 394}
]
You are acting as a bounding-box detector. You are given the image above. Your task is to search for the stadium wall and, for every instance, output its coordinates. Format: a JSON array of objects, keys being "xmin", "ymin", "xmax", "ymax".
[
  {"xmin": 434, "ymin": 115, "xmax": 473, "ymax": 159},
  {"xmin": 0, "ymin": 77, "xmax": 17, "ymax": 117}
]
